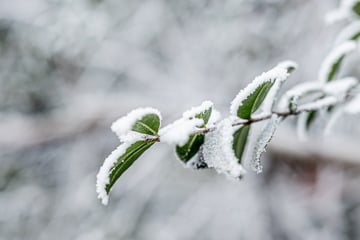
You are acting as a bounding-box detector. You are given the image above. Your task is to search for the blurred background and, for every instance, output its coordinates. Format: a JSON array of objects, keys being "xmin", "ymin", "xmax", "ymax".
[{"xmin": 1, "ymin": 0, "xmax": 360, "ymax": 239}]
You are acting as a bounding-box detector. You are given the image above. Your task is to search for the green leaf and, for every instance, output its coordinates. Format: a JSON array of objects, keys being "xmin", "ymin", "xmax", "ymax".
[
  {"xmin": 353, "ymin": 1, "xmax": 360, "ymax": 16},
  {"xmin": 327, "ymin": 56, "xmax": 345, "ymax": 82},
  {"xmin": 176, "ymin": 134, "xmax": 205, "ymax": 163},
  {"xmin": 106, "ymin": 141, "xmax": 154, "ymax": 193},
  {"xmin": 175, "ymin": 105, "xmax": 213, "ymax": 162},
  {"xmin": 237, "ymin": 82, "xmax": 274, "ymax": 119},
  {"xmin": 195, "ymin": 107, "xmax": 212, "ymax": 125},
  {"xmin": 233, "ymin": 125, "xmax": 250, "ymax": 164},
  {"xmin": 132, "ymin": 114, "xmax": 161, "ymax": 136},
  {"xmin": 305, "ymin": 110, "xmax": 318, "ymax": 129}
]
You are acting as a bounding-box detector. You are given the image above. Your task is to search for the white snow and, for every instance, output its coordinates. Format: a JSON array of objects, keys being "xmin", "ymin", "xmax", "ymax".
[
  {"xmin": 182, "ymin": 100, "xmax": 213, "ymax": 119},
  {"xmin": 96, "ymin": 141, "xmax": 133, "ymax": 205},
  {"xmin": 326, "ymin": 0, "xmax": 360, "ymax": 24},
  {"xmin": 324, "ymin": 77, "xmax": 358, "ymax": 98},
  {"xmin": 297, "ymin": 96, "xmax": 338, "ymax": 112},
  {"xmin": 159, "ymin": 101, "xmax": 215, "ymax": 146},
  {"xmin": 111, "ymin": 107, "xmax": 162, "ymax": 139},
  {"xmin": 345, "ymin": 94, "xmax": 360, "ymax": 114},
  {"xmin": 335, "ymin": 21, "xmax": 360, "ymax": 45},
  {"xmin": 252, "ymin": 115, "xmax": 281, "ymax": 174},
  {"xmin": 230, "ymin": 65, "xmax": 289, "ymax": 117},
  {"xmin": 159, "ymin": 118, "xmax": 204, "ymax": 146},
  {"xmin": 318, "ymin": 41, "xmax": 357, "ymax": 83},
  {"xmin": 201, "ymin": 118, "xmax": 246, "ymax": 179},
  {"xmin": 278, "ymin": 82, "xmax": 323, "ymax": 111},
  {"xmin": 277, "ymin": 60, "xmax": 298, "ymax": 72}
]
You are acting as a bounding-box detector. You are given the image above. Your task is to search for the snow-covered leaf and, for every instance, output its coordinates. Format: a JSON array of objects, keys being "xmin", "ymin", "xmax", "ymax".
[
  {"xmin": 353, "ymin": 1, "xmax": 360, "ymax": 16},
  {"xmin": 319, "ymin": 41, "xmax": 357, "ymax": 83},
  {"xmin": 175, "ymin": 101, "xmax": 213, "ymax": 163},
  {"xmin": 111, "ymin": 107, "xmax": 161, "ymax": 139},
  {"xmin": 96, "ymin": 140, "xmax": 155, "ymax": 205},
  {"xmin": 252, "ymin": 116, "xmax": 281, "ymax": 173},
  {"xmin": 201, "ymin": 118, "xmax": 246, "ymax": 179},
  {"xmin": 230, "ymin": 65, "xmax": 289, "ymax": 119},
  {"xmin": 335, "ymin": 21, "xmax": 360, "ymax": 45},
  {"xmin": 232, "ymin": 125, "xmax": 250, "ymax": 164}
]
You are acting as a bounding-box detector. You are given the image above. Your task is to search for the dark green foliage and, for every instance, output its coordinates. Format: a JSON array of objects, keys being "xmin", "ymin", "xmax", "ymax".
[
  {"xmin": 106, "ymin": 141, "xmax": 155, "ymax": 193},
  {"xmin": 237, "ymin": 82, "xmax": 274, "ymax": 119},
  {"xmin": 232, "ymin": 125, "xmax": 250, "ymax": 164}
]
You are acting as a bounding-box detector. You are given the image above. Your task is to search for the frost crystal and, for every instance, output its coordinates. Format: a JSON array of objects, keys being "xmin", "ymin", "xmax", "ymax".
[
  {"xmin": 252, "ymin": 116, "xmax": 281, "ymax": 174},
  {"xmin": 159, "ymin": 118, "xmax": 204, "ymax": 145},
  {"xmin": 96, "ymin": 142, "xmax": 133, "ymax": 205},
  {"xmin": 201, "ymin": 118, "xmax": 246, "ymax": 179},
  {"xmin": 345, "ymin": 94, "xmax": 360, "ymax": 114},
  {"xmin": 182, "ymin": 101, "xmax": 213, "ymax": 119},
  {"xmin": 111, "ymin": 107, "xmax": 161, "ymax": 139},
  {"xmin": 230, "ymin": 65, "xmax": 289, "ymax": 116},
  {"xmin": 159, "ymin": 101, "xmax": 213, "ymax": 145},
  {"xmin": 318, "ymin": 41, "xmax": 357, "ymax": 83},
  {"xmin": 335, "ymin": 21, "xmax": 360, "ymax": 45}
]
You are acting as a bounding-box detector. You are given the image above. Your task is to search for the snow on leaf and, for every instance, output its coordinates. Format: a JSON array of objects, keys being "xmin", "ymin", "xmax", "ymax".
[
  {"xmin": 159, "ymin": 118, "xmax": 204, "ymax": 145},
  {"xmin": 252, "ymin": 115, "xmax": 282, "ymax": 174},
  {"xmin": 296, "ymin": 96, "xmax": 338, "ymax": 112},
  {"xmin": 201, "ymin": 118, "xmax": 246, "ymax": 179},
  {"xmin": 96, "ymin": 140, "xmax": 154, "ymax": 205},
  {"xmin": 230, "ymin": 65, "xmax": 289, "ymax": 119},
  {"xmin": 111, "ymin": 107, "xmax": 162, "ymax": 139},
  {"xmin": 323, "ymin": 77, "xmax": 359, "ymax": 99},
  {"xmin": 326, "ymin": 0, "xmax": 360, "ymax": 24},
  {"xmin": 277, "ymin": 60, "xmax": 298, "ymax": 73},
  {"xmin": 318, "ymin": 41, "xmax": 357, "ymax": 83},
  {"xmin": 278, "ymin": 82, "xmax": 323, "ymax": 112},
  {"xmin": 335, "ymin": 21, "xmax": 360, "ymax": 45}
]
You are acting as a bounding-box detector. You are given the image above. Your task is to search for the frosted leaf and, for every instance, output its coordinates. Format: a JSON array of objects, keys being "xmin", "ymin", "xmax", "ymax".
[
  {"xmin": 345, "ymin": 94, "xmax": 360, "ymax": 114},
  {"xmin": 276, "ymin": 60, "xmax": 298, "ymax": 73},
  {"xmin": 324, "ymin": 77, "xmax": 358, "ymax": 99},
  {"xmin": 111, "ymin": 107, "xmax": 161, "ymax": 139},
  {"xmin": 182, "ymin": 100, "xmax": 213, "ymax": 119},
  {"xmin": 278, "ymin": 82, "xmax": 323, "ymax": 112},
  {"xmin": 252, "ymin": 115, "xmax": 281, "ymax": 174},
  {"xmin": 297, "ymin": 112, "xmax": 310, "ymax": 141},
  {"xmin": 296, "ymin": 96, "xmax": 338, "ymax": 112},
  {"xmin": 201, "ymin": 118, "xmax": 246, "ymax": 179},
  {"xmin": 324, "ymin": 108, "xmax": 344, "ymax": 136},
  {"xmin": 230, "ymin": 65, "xmax": 289, "ymax": 117},
  {"xmin": 96, "ymin": 141, "xmax": 132, "ymax": 205},
  {"xmin": 159, "ymin": 118, "xmax": 204, "ymax": 145},
  {"xmin": 335, "ymin": 21, "xmax": 360, "ymax": 45},
  {"xmin": 318, "ymin": 41, "xmax": 357, "ymax": 83},
  {"xmin": 326, "ymin": 0, "xmax": 360, "ymax": 24}
]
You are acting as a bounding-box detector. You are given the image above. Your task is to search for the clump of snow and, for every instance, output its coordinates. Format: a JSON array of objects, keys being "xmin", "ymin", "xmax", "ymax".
[
  {"xmin": 182, "ymin": 100, "xmax": 213, "ymax": 119},
  {"xmin": 318, "ymin": 41, "xmax": 357, "ymax": 83},
  {"xmin": 159, "ymin": 101, "xmax": 214, "ymax": 145},
  {"xmin": 159, "ymin": 118, "xmax": 204, "ymax": 145},
  {"xmin": 297, "ymin": 96, "xmax": 338, "ymax": 112},
  {"xmin": 324, "ymin": 77, "xmax": 358, "ymax": 98},
  {"xmin": 252, "ymin": 116, "xmax": 281, "ymax": 174},
  {"xmin": 96, "ymin": 141, "xmax": 133, "ymax": 205},
  {"xmin": 335, "ymin": 21, "xmax": 360, "ymax": 45},
  {"xmin": 201, "ymin": 118, "xmax": 246, "ymax": 179},
  {"xmin": 345, "ymin": 94, "xmax": 360, "ymax": 114},
  {"xmin": 111, "ymin": 107, "xmax": 162, "ymax": 139},
  {"xmin": 207, "ymin": 108, "xmax": 221, "ymax": 125},
  {"xmin": 230, "ymin": 66, "xmax": 289, "ymax": 118},
  {"xmin": 326, "ymin": 0, "xmax": 360, "ymax": 24}
]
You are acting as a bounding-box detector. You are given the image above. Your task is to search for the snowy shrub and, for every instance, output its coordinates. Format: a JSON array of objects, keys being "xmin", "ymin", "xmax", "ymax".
[{"xmin": 96, "ymin": 0, "xmax": 360, "ymax": 205}]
